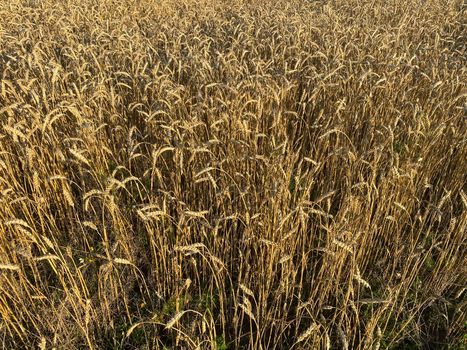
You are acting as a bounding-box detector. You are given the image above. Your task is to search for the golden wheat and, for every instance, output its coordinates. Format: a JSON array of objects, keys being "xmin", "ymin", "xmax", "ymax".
[{"xmin": 0, "ymin": 0, "xmax": 465, "ymax": 348}]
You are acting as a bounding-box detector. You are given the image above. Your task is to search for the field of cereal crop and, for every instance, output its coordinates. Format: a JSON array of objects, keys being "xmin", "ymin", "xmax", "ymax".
[{"xmin": 0, "ymin": 0, "xmax": 465, "ymax": 348}]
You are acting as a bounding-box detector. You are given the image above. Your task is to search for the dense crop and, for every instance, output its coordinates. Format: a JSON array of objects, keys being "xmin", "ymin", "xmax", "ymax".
[{"xmin": 0, "ymin": 0, "xmax": 465, "ymax": 348}]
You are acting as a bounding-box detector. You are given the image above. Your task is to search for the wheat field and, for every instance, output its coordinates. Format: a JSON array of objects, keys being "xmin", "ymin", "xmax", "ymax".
[{"xmin": 0, "ymin": 0, "xmax": 465, "ymax": 349}]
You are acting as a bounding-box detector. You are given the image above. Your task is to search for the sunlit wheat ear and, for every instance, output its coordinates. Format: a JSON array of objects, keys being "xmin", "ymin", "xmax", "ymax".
[
  {"xmin": 85, "ymin": 299, "xmax": 91, "ymax": 326},
  {"xmin": 62, "ymin": 185, "xmax": 75, "ymax": 207},
  {"xmin": 174, "ymin": 243, "xmax": 205, "ymax": 254},
  {"xmin": 373, "ymin": 325, "xmax": 382, "ymax": 350},
  {"xmin": 324, "ymin": 329, "xmax": 331, "ymax": 350},
  {"xmin": 279, "ymin": 254, "xmax": 292, "ymax": 264},
  {"xmin": 32, "ymin": 171, "xmax": 41, "ymax": 192},
  {"xmin": 239, "ymin": 284, "xmax": 254, "ymax": 297},
  {"xmin": 107, "ymin": 196, "xmax": 118, "ymax": 213},
  {"xmin": 209, "ymin": 254, "xmax": 225, "ymax": 269},
  {"xmin": 354, "ymin": 266, "xmax": 371, "ymax": 289},
  {"xmin": 332, "ymin": 239, "xmax": 353, "ymax": 253},
  {"xmin": 3, "ymin": 125, "xmax": 26, "ymax": 141},
  {"xmin": 201, "ymin": 320, "xmax": 207, "ymax": 334},
  {"xmin": 5, "ymin": 219, "xmax": 31, "ymax": 228},
  {"xmin": 0, "ymin": 263, "xmax": 20, "ymax": 271},
  {"xmin": 41, "ymin": 235, "xmax": 55, "ymax": 250},
  {"xmin": 165, "ymin": 311, "xmax": 187, "ymax": 329},
  {"xmin": 69, "ymin": 148, "xmax": 91, "ymax": 166},
  {"xmin": 337, "ymin": 325, "xmax": 349, "ymax": 350},
  {"xmin": 33, "ymin": 254, "xmax": 60, "ymax": 262},
  {"xmin": 296, "ymin": 322, "xmax": 319, "ymax": 343},
  {"xmin": 39, "ymin": 337, "xmax": 46, "ymax": 350},
  {"xmin": 239, "ymin": 300, "xmax": 255, "ymax": 321},
  {"xmin": 82, "ymin": 221, "xmax": 98, "ymax": 231},
  {"xmin": 113, "ymin": 258, "xmax": 133, "ymax": 266}
]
